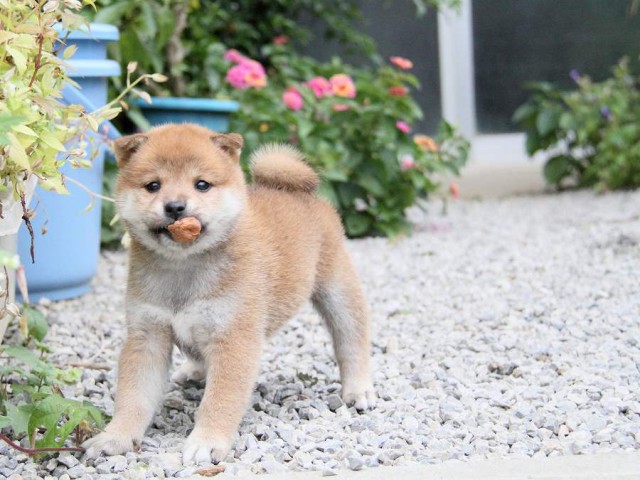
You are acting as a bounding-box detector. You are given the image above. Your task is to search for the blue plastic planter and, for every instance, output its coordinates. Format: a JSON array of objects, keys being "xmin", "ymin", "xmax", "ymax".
[
  {"xmin": 18, "ymin": 24, "xmax": 120, "ymax": 302},
  {"xmin": 135, "ymin": 97, "xmax": 239, "ymax": 132}
]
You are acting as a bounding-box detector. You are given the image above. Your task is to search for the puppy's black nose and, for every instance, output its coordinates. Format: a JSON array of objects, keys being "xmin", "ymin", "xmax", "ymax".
[{"xmin": 164, "ymin": 201, "xmax": 186, "ymax": 220}]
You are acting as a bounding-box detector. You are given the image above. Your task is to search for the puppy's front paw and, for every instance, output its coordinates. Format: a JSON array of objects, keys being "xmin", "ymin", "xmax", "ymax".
[
  {"xmin": 342, "ymin": 382, "xmax": 377, "ymax": 411},
  {"xmin": 83, "ymin": 431, "xmax": 138, "ymax": 459},
  {"xmin": 182, "ymin": 430, "xmax": 231, "ymax": 465}
]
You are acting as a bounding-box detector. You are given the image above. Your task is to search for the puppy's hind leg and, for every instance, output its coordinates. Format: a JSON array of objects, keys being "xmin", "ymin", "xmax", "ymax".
[
  {"xmin": 171, "ymin": 354, "xmax": 206, "ymax": 384},
  {"xmin": 312, "ymin": 246, "xmax": 375, "ymax": 410}
]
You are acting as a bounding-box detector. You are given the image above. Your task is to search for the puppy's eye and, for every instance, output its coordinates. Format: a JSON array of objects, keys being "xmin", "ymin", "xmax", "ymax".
[
  {"xmin": 145, "ymin": 181, "xmax": 161, "ymax": 193},
  {"xmin": 195, "ymin": 180, "xmax": 211, "ymax": 192}
]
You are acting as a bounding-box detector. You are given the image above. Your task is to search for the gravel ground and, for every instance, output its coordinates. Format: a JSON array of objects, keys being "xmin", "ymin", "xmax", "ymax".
[{"xmin": 2, "ymin": 190, "xmax": 640, "ymax": 479}]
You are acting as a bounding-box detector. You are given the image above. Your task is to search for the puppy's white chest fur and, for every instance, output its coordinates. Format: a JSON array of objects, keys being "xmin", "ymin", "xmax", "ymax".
[
  {"xmin": 127, "ymin": 259, "xmax": 236, "ymax": 355},
  {"xmin": 170, "ymin": 297, "xmax": 237, "ymax": 349}
]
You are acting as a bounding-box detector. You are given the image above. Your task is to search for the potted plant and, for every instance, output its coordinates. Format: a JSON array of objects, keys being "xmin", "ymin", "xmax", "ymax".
[
  {"xmin": 90, "ymin": 0, "xmax": 238, "ymax": 131},
  {"xmin": 1, "ymin": 0, "xmax": 101, "ymax": 317},
  {"xmin": 0, "ymin": 0, "xmax": 162, "ymax": 305}
]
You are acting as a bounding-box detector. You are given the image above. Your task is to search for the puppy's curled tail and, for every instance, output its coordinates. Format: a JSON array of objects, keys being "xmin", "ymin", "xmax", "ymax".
[{"xmin": 250, "ymin": 144, "xmax": 319, "ymax": 194}]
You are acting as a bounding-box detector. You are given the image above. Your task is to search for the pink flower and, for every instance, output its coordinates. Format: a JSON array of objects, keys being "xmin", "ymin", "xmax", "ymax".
[
  {"xmin": 241, "ymin": 59, "xmax": 266, "ymax": 75},
  {"xmin": 226, "ymin": 64, "xmax": 249, "ymax": 89},
  {"xmin": 283, "ymin": 87, "xmax": 303, "ymax": 110},
  {"xmin": 390, "ymin": 56, "xmax": 413, "ymax": 70},
  {"xmin": 244, "ymin": 62, "xmax": 268, "ymax": 88},
  {"xmin": 395, "ymin": 120, "xmax": 411, "ymax": 134},
  {"xmin": 224, "ymin": 49, "xmax": 247, "ymax": 64},
  {"xmin": 388, "ymin": 85, "xmax": 408, "ymax": 96},
  {"xmin": 307, "ymin": 76, "xmax": 333, "ymax": 98},
  {"xmin": 225, "ymin": 59, "xmax": 267, "ymax": 89},
  {"xmin": 332, "ymin": 103, "xmax": 350, "ymax": 112},
  {"xmin": 330, "ymin": 73, "xmax": 356, "ymax": 98},
  {"xmin": 399, "ymin": 154, "xmax": 415, "ymax": 171},
  {"xmin": 450, "ymin": 183, "xmax": 460, "ymax": 198},
  {"xmin": 273, "ymin": 35, "xmax": 289, "ymax": 45}
]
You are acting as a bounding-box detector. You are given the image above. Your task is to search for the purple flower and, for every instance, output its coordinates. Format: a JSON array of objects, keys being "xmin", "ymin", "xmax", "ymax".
[
  {"xmin": 569, "ymin": 69, "xmax": 581, "ymax": 83},
  {"xmin": 600, "ymin": 106, "xmax": 612, "ymax": 121}
]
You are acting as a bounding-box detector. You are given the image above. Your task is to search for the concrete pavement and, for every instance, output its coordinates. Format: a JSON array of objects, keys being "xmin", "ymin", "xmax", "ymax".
[{"xmin": 228, "ymin": 452, "xmax": 640, "ymax": 480}]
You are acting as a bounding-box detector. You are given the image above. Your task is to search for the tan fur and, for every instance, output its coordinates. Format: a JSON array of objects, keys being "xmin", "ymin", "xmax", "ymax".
[
  {"xmin": 250, "ymin": 143, "xmax": 319, "ymax": 193},
  {"xmin": 83, "ymin": 124, "xmax": 375, "ymax": 465}
]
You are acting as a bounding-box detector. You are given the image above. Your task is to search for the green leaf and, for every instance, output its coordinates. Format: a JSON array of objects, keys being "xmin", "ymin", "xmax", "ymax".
[
  {"xmin": 359, "ymin": 173, "xmax": 385, "ymax": 196},
  {"xmin": 297, "ymin": 118, "xmax": 314, "ymax": 139},
  {"xmin": 22, "ymin": 306, "xmax": 48, "ymax": 342},
  {"xmin": 345, "ymin": 212, "xmax": 372, "ymax": 237},
  {"xmin": 11, "ymin": 124, "xmax": 37, "ymax": 137},
  {"xmin": 512, "ymin": 103, "xmax": 536, "ymax": 125},
  {"xmin": 536, "ymin": 109, "xmax": 560, "ymax": 137},
  {"xmin": 318, "ymin": 181, "xmax": 339, "ymax": 207},
  {"xmin": 94, "ymin": 1, "xmax": 133, "ymax": 24},
  {"xmin": 6, "ymin": 132, "xmax": 30, "ymax": 169},
  {"xmin": 62, "ymin": 44, "xmax": 78, "ymax": 60},
  {"xmin": 322, "ymin": 167, "xmax": 349, "ymax": 182},
  {"xmin": 40, "ymin": 131, "xmax": 66, "ymax": 151},
  {"xmin": 6, "ymin": 46, "xmax": 27, "ymax": 73},
  {"xmin": 543, "ymin": 155, "xmax": 573, "ymax": 185},
  {"xmin": 58, "ymin": 367, "xmax": 82, "ymax": 384},
  {"xmin": 1, "ymin": 345, "xmax": 43, "ymax": 369},
  {"xmin": 376, "ymin": 217, "xmax": 411, "ymax": 237},
  {"xmin": 559, "ymin": 112, "xmax": 576, "ymax": 130},
  {"xmin": 0, "ymin": 31, "xmax": 18, "ymax": 43},
  {"xmin": 33, "ymin": 396, "xmax": 106, "ymax": 448},
  {"xmin": 155, "ymin": 13, "xmax": 176, "ymax": 47},
  {"xmin": 4, "ymin": 403, "xmax": 34, "ymax": 436},
  {"xmin": 0, "ymin": 114, "xmax": 25, "ymax": 143},
  {"xmin": 53, "ymin": 406, "xmax": 88, "ymax": 446},
  {"xmin": 336, "ymin": 182, "xmax": 364, "ymax": 208},
  {"xmin": 138, "ymin": 1, "xmax": 159, "ymax": 41},
  {"xmin": 525, "ymin": 130, "xmax": 541, "ymax": 156}
]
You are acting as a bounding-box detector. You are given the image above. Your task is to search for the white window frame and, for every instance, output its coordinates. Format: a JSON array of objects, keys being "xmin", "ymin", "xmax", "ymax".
[{"xmin": 437, "ymin": 0, "xmax": 546, "ymax": 177}]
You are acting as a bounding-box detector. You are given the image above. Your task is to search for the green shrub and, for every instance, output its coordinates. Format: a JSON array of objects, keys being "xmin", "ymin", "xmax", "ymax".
[
  {"xmin": 218, "ymin": 49, "xmax": 468, "ymax": 237},
  {"xmin": 514, "ymin": 58, "xmax": 640, "ymax": 190}
]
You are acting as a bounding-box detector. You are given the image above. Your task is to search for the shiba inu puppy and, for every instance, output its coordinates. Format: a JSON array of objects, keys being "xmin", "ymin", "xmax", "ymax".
[{"xmin": 83, "ymin": 124, "xmax": 375, "ymax": 465}]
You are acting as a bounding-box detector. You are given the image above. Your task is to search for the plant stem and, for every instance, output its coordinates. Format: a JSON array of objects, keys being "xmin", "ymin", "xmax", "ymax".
[
  {"xmin": 64, "ymin": 176, "xmax": 115, "ymax": 203},
  {"xmin": 1, "ymin": 266, "xmax": 8, "ymax": 316},
  {"xmin": 166, "ymin": 1, "xmax": 189, "ymax": 96},
  {"xmin": 0, "ymin": 432, "xmax": 84, "ymax": 455},
  {"xmin": 66, "ymin": 361, "xmax": 111, "ymax": 370},
  {"xmin": 27, "ymin": 8, "xmax": 45, "ymax": 89},
  {"xmin": 20, "ymin": 194, "xmax": 35, "ymax": 264},
  {"xmin": 92, "ymin": 75, "xmax": 152, "ymax": 116}
]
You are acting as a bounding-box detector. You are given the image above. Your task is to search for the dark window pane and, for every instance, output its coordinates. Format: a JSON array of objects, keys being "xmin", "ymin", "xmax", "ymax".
[
  {"xmin": 473, "ymin": 0, "xmax": 640, "ymax": 133},
  {"xmin": 301, "ymin": 1, "xmax": 441, "ymax": 133}
]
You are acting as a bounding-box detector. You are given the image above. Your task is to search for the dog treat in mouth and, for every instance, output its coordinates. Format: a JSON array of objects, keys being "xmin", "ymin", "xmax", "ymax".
[{"xmin": 167, "ymin": 217, "xmax": 202, "ymax": 243}]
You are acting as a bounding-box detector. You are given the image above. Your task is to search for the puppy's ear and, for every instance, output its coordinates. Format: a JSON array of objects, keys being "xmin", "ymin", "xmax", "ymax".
[
  {"xmin": 113, "ymin": 134, "xmax": 148, "ymax": 167},
  {"xmin": 211, "ymin": 133, "xmax": 243, "ymax": 161}
]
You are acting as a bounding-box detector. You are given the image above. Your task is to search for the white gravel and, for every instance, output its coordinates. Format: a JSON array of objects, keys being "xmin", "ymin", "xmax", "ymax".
[{"xmin": 2, "ymin": 190, "xmax": 640, "ymax": 478}]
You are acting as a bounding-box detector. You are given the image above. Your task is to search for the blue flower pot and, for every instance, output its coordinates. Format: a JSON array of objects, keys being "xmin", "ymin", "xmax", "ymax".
[
  {"xmin": 18, "ymin": 24, "xmax": 120, "ymax": 302},
  {"xmin": 135, "ymin": 97, "xmax": 239, "ymax": 132}
]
